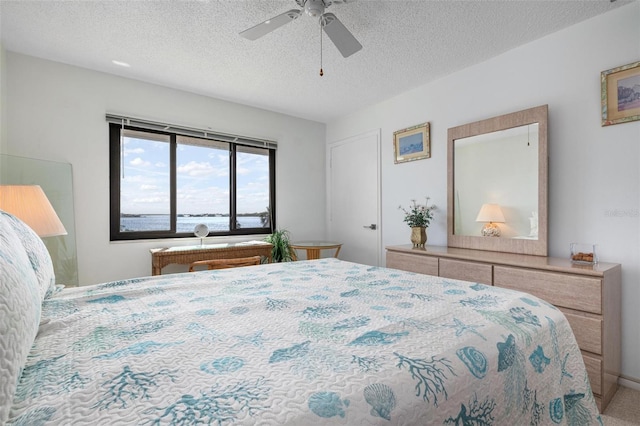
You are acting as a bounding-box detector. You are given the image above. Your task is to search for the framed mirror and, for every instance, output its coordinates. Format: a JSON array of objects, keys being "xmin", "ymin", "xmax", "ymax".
[{"xmin": 447, "ymin": 105, "xmax": 548, "ymax": 256}]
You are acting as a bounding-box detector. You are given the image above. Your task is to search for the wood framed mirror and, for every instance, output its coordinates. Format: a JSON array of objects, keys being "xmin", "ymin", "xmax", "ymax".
[{"xmin": 447, "ymin": 105, "xmax": 548, "ymax": 256}]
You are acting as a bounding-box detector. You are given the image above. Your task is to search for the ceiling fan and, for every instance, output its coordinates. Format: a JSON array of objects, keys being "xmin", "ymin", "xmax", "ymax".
[{"xmin": 240, "ymin": 0, "xmax": 362, "ymax": 59}]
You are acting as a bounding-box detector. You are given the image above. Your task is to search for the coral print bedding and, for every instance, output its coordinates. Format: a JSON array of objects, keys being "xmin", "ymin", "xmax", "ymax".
[{"xmin": 2, "ymin": 211, "xmax": 600, "ymax": 425}]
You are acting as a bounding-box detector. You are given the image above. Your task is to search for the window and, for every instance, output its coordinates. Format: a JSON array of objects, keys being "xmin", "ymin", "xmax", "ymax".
[{"xmin": 109, "ymin": 120, "xmax": 276, "ymax": 241}]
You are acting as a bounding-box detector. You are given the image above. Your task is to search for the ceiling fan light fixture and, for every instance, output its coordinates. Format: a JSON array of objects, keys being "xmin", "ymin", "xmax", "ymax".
[
  {"xmin": 304, "ymin": 0, "xmax": 325, "ymax": 17},
  {"xmin": 240, "ymin": 0, "xmax": 361, "ymax": 62}
]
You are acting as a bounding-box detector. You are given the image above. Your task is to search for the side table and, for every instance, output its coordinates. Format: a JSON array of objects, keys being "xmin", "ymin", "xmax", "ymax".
[{"xmin": 289, "ymin": 241, "xmax": 342, "ymax": 260}]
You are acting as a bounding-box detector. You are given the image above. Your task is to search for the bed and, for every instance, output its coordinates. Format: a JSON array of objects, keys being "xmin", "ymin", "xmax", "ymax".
[{"xmin": 1, "ymin": 210, "xmax": 602, "ymax": 425}]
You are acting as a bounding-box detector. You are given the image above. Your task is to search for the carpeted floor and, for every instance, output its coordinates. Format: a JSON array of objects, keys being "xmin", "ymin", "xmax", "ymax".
[{"xmin": 601, "ymin": 386, "xmax": 640, "ymax": 425}]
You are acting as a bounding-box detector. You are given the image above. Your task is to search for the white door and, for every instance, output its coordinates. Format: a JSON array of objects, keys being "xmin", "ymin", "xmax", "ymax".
[{"xmin": 328, "ymin": 129, "xmax": 380, "ymax": 266}]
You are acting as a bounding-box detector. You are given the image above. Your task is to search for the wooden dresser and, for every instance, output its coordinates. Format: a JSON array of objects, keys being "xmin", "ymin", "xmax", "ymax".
[{"xmin": 386, "ymin": 244, "xmax": 621, "ymax": 411}]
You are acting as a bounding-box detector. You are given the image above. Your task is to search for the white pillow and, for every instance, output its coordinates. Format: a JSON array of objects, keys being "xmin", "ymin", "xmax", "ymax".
[
  {"xmin": 2, "ymin": 211, "xmax": 56, "ymax": 300},
  {"xmin": 0, "ymin": 211, "xmax": 42, "ymax": 424}
]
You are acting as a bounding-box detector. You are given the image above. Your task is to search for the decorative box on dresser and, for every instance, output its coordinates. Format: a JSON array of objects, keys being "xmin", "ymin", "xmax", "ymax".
[{"xmin": 386, "ymin": 244, "xmax": 621, "ymax": 412}]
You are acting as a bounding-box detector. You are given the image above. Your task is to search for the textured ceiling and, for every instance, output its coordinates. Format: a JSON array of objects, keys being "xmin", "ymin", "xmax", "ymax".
[{"xmin": 0, "ymin": 0, "xmax": 631, "ymax": 123}]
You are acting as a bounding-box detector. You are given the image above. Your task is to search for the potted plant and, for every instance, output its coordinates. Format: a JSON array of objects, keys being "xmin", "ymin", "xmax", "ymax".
[
  {"xmin": 264, "ymin": 229, "xmax": 294, "ymax": 262},
  {"xmin": 399, "ymin": 198, "xmax": 436, "ymax": 248}
]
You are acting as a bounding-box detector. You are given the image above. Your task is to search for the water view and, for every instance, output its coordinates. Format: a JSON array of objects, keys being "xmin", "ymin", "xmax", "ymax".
[{"xmin": 121, "ymin": 215, "xmax": 266, "ymax": 233}]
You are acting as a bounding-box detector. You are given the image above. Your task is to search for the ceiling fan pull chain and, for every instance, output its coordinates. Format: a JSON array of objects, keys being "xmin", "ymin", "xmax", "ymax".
[{"xmin": 319, "ymin": 19, "xmax": 324, "ymax": 77}]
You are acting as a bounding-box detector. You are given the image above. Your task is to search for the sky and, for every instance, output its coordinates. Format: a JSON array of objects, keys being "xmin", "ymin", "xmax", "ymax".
[{"xmin": 120, "ymin": 135, "xmax": 270, "ymax": 215}]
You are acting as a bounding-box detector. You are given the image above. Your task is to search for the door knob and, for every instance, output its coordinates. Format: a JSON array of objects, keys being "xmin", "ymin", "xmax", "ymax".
[{"xmin": 363, "ymin": 224, "xmax": 377, "ymax": 230}]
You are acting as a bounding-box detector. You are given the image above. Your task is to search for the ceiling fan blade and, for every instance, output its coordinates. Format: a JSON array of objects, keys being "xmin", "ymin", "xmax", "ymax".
[
  {"xmin": 240, "ymin": 9, "xmax": 301, "ymax": 41},
  {"xmin": 321, "ymin": 13, "xmax": 362, "ymax": 58}
]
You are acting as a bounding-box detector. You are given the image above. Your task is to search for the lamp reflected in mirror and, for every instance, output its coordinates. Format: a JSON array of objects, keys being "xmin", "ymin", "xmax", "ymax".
[
  {"xmin": 476, "ymin": 203, "xmax": 505, "ymax": 237},
  {"xmin": 0, "ymin": 185, "xmax": 67, "ymax": 237}
]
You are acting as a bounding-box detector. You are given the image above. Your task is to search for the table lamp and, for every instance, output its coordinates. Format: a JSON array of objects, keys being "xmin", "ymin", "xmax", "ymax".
[
  {"xmin": 475, "ymin": 203, "xmax": 505, "ymax": 237},
  {"xmin": 0, "ymin": 185, "xmax": 67, "ymax": 237}
]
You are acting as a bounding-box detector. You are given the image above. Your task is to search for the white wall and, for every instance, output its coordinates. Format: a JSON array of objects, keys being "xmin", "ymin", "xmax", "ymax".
[
  {"xmin": 5, "ymin": 52, "xmax": 327, "ymax": 285},
  {"xmin": 327, "ymin": 2, "xmax": 640, "ymax": 383}
]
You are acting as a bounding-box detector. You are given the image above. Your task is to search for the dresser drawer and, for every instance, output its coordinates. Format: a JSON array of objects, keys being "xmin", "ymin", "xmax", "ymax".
[
  {"xmin": 494, "ymin": 266, "xmax": 602, "ymax": 314},
  {"xmin": 561, "ymin": 309, "xmax": 602, "ymax": 355},
  {"xmin": 386, "ymin": 251, "xmax": 438, "ymax": 276},
  {"xmin": 583, "ymin": 353, "xmax": 602, "ymax": 396},
  {"xmin": 439, "ymin": 259, "xmax": 492, "ymax": 285}
]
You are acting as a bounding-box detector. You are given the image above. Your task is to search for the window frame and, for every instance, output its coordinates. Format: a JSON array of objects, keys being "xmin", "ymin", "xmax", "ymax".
[{"xmin": 109, "ymin": 123, "xmax": 276, "ymax": 241}]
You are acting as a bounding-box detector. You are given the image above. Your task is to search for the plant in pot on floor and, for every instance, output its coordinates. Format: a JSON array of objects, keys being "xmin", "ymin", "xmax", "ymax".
[
  {"xmin": 265, "ymin": 229, "xmax": 295, "ymax": 262},
  {"xmin": 399, "ymin": 197, "xmax": 436, "ymax": 248}
]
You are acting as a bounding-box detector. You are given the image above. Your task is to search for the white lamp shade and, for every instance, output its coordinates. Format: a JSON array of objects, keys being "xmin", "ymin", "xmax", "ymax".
[
  {"xmin": 0, "ymin": 185, "xmax": 67, "ymax": 237},
  {"xmin": 475, "ymin": 203, "xmax": 505, "ymax": 223}
]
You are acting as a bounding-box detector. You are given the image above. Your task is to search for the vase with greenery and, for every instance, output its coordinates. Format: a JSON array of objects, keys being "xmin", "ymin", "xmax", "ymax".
[
  {"xmin": 264, "ymin": 229, "xmax": 294, "ymax": 262},
  {"xmin": 399, "ymin": 198, "xmax": 436, "ymax": 248}
]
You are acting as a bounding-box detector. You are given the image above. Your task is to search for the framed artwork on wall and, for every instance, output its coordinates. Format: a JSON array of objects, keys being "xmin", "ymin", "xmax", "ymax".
[
  {"xmin": 393, "ymin": 122, "xmax": 430, "ymax": 164},
  {"xmin": 601, "ymin": 61, "xmax": 640, "ymax": 126}
]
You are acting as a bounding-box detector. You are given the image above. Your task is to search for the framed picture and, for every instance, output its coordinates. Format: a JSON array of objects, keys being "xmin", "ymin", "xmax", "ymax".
[
  {"xmin": 601, "ymin": 61, "xmax": 640, "ymax": 126},
  {"xmin": 393, "ymin": 122, "xmax": 430, "ymax": 164}
]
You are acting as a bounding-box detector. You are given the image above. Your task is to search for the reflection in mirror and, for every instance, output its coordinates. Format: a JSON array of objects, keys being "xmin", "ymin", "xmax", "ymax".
[
  {"xmin": 0, "ymin": 154, "xmax": 79, "ymax": 286},
  {"xmin": 454, "ymin": 123, "xmax": 539, "ymax": 239},
  {"xmin": 447, "ymin": 105, "xmax": 547, "ymax": 256}
]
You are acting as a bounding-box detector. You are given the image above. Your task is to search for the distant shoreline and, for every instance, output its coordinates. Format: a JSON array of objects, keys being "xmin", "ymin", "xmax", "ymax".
[
  {"xmin": 121, "ymin": 213, "xmax": 267, "ymax": 218},
  {"xmin": 120, "ymin": 215, "xmax": 265, "ymax": 233}
]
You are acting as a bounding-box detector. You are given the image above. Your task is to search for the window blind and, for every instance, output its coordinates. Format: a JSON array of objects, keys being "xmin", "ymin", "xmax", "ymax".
[{"xmin": 106, "ymin": 114, "xmax": 277, "ymax": 150}]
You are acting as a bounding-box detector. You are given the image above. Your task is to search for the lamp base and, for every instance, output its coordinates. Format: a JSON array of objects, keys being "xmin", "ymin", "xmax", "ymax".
[{"xmin": 481, "ymin": 222, "xmax": 501, "ymax": 237}]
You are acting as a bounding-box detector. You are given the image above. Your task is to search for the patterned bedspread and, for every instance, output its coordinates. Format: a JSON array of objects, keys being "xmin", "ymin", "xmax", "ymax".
[{"xmin": 8, "ymin": 259, "xmax": 600, "ymax": 425}]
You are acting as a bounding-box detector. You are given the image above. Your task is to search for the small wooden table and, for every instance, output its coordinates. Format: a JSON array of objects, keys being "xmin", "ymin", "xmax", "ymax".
[
  {"xmin": 150, "ymin": 241, "xmax": 272, "ymax": 275},
  {"xmin": 289, "ymin": 241, "xmax": 342, "ymax": 260}
]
